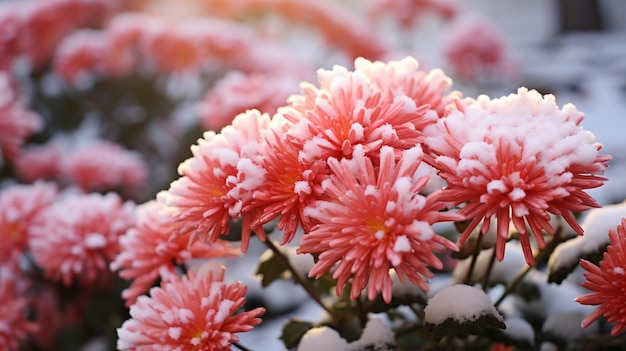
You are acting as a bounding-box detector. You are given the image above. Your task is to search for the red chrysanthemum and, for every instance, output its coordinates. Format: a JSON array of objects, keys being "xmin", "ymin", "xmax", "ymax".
[
  {"xmin": 243, "ymin": 117, "xmax": 328, "ymax": 245},
  {"xmin": 29, "ymin": 192, "xmax": 136, "ymax": 287},
  {"xmin": 423, "ymin": 88, "xmax": 611, "ymax": 265},
  {"xmin": 0, "ymin": 267, "xmax": 37, "ymax": 351},
  {"xmin": 158, "ymin": 110, "xmax": 271, "ymax": 252},
  {"xmin": 61, "ymin": 140, "xmax": 148, "ymax": 197},
  {"xmin": 116, "ymin": 266, "xmax": 265, "ymax": 351},
  {"xmin": 0, "ymin": 181, "xmax": 58, "ymax": 267},
  {"xmin": 0, "ymin": 73, "xmax": 42, "ymax": 163},
  {"xmin": 283, "ymin": 58, "xmax": 435, "ymax": 166},
  {"xmin": 298, "ymin": 145, "xmax": 462, "ymax": 302},
  {"xmin": 576, "ymin": 217, "xmax": 626, "ymax": 336},
  {"xmin": 111, "ymin": 201, "xmax": 240, "ymax": 306}
]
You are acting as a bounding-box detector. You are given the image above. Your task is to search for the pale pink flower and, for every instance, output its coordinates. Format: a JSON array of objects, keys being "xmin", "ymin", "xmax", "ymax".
[
  {"xmin": 158, "ymin": 110, "xmax": 271, "ymax": 252},
  {"xmin": 198, "ymin": 71, "xmax": 299, "ymax": 131},
  {"xmin": 61, "ymin": 140, "xmax": 148, "ymax": 197},
  {"xmin": 442, "ymin": 13, "xmax": 518, "ymax": 81},
  {"xmin": 353, "ymin": 57, "xmax": 461, "ymax": 118},
  {"xmin": 111, "ymin": 201, "xmax": 240, "ymax": 307},
  {"xmin": 368, "ymin": 0, "xmax": 457, "ymax": 28},
  {"xmin": 283, "ymin": 58, "xmax": 433, "ymax": 166},
  {"xmin": 53, "ymin": 29, "xmax": 107, "ymax": 87},
  {"xmin": 576, "ymin": 218, "xmax": 626, "ymax": 336},
  {"xmin": 139, "ymin": 24, "xmax": 202, "ymax": 74},
  {"xmin": 0, "ymin": 73, "xmax": 42, "ymax": 163},
  {"xmin": 0, "ymin": 181, "xmax": 58, "ymax": 267},
  {"xmin": 29, "ymin": 192, "xmax": 136, "ymax": 287},
  {"xmin": 298, "ymin": 145, "xmax": 462, "ymax": 302},
  {"xmin": 0, "ymin": 267, "xmax": 37, "ymax": 351},
  {"xmin": 243, "ymin": 118, "xmax": 328, "ymax": 245},
  {"xmin": 423, "ymin": 88, "xmax": 611, "ymax": 265},
  {"xmin": 13, "ymin": 142, "xmax": 63, "ymax": 182},
  {"xmin": 117, "ymin": 266, "xmax": 265, "ymax": 351}
]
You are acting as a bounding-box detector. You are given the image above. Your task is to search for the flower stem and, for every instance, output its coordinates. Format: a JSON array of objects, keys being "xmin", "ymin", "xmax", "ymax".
[
  {"xmin": 463, "ymin": 232, "xmax": 483, "ymax": 285},
  {"xmin": 493, "ymin": 228, "xmax": 563, "ymax": 308},
  {"xmin": 262, "ymin": 237, "xmax": 336, "ymax": 318},
  {"xmin": 481, "ymin": 248, "xmax": 497, "ymax": 289}
]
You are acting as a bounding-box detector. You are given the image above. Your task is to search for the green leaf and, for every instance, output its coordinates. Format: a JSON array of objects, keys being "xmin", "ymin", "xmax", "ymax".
[
  {"xmin": 280, "ymin": 319, "xmax": 315, "ymax": 349},
  {"xmin": 255, "ymin": 250, "xmax": 288, "ymax": 288}
]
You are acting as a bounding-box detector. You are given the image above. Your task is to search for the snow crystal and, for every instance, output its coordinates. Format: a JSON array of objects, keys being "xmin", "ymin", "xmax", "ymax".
[
  {"xmin": 168, "ymin": 327, "xmax": 182, "ymax": 340},
  {"xmin": 375, "ymin": 230, "xmax": 385, "ymax": 240},
  {"xmin": 296, "ymin": 327, "xmax": 349, "ymax": 351},
  {"xmin": 393, "ymin": 235, "xmax": 411, "ymax": 252},
  {"xmin": 487, "ymin": 180, "xmax": 507, "ymax": 194},
  {"xmin": 214, "ymin": 300, "xmax": 235, "ymax": 323},
  {"xmin": 424, "ymin": 284, "xmax": 502, "ymax": 325},
  {"xmin": 615, "ymin": 267, "xmax": 625, "ymax": 275},
  {"xmin": 85, "ymin": 233, "xmax": 107, "ymax": 249},
  {"xmin": 294, "ymin": 181, "xmax": 312, "ymax": 196}
]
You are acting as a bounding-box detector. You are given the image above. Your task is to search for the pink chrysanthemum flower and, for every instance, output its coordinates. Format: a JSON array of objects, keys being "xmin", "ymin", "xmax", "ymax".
[
  {"xmin": 576, "ymin": 218, "xmax": 626, "ymax": 336},
  {"xmin": 198, "ymin": 71, "xmax": 299, "ymax": 132},
  {"xmin": 158, "ymin": 110, "xmax": 271, "ymax": 252},
  {"xmin": 0, "ymin": 73, "xmax": 42, "ymax": 163},
  {"xmin": 354, "ymin": 57, "xmax": 460, "ymax": 118},
  {"xmin": 117, "ymin": 266, "xmax": 265, "ymax": 351},
  {"xmin": 13, "ymin": 142, "xmax": 63, "ymax": 182},
  {"xmin": 243, "ymin": 118, "xmax": 328, "ymax": 245},
  {"xmin": 298, "ymin": 145, "xmax": 463, "ymax": 302},
  {"xmin": 29, "ymin": 192, "xmax": 136, "ymax": 287},
  {"xmin": 53, "ymin": 29, "xmax": 107, "ymax": 87},
  {"xmin": 0, "ymin": 181, "xmax": 58, "ymax": 266},
  {"xmin": 0, "ymin": 267, "xmax": 37, "ymax": 351},
  {"xmin": 423, "ymin": 88, "xmax": 610, "ymax": 265},
  {"xmin": 441, "ymin": 13, "xmax": 517, "ymax": 81},
  {"xmin": 61, "ymin": 140, "xmax": 148, "ymax": 197},
  {"xmin": 111, "ymin": 201, "xmax": 240, "ymax": 306},
  {"xmin": 283, "ymin": 58, "xmax": 433, "ymax": 166}
]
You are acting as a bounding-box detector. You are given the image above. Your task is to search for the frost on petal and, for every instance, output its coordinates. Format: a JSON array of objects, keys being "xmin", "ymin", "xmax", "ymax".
[
  {"xmin": 424, "ymin": 87, "xmax": 610, "ymax": 266},
  {"xmin": 424, "ymin": 284, "xmax": 504, "ymax": 341}
]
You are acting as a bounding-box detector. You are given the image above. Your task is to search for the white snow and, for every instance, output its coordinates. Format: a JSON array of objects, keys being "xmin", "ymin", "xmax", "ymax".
[
  {"xmin": 502, "ymin": 317, "xmax": 534, "ymax": 343},
  {"xmin": 548, "ymin": 200, "xmax": 626, "ymax": 276},
  {"xmin": 424, "ymin": 284, "xmax": 503, "ymax": 325},
  {"xmin": 297, "ymin": 327, "xmax": 349, "ymax": 351}
]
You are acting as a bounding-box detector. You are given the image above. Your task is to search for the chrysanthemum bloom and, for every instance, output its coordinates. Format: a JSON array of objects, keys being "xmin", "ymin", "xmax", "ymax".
[
  {"xmin": 158, "ymin": 110, "xmax": 271, "ymax": 252},
  {"xmin": 0, "ymin": 268, "xmax": 37, "ymax": 351},
  {"xmin": 13, "ymin": 142, "xmax": 63, "ymax": 182},
  {"xmin": 354, "ymin": 57, "xmax": 461, "ymax": 118},
  {"xmin": 117, "ymin": 266, "xmax": 265, "ymax": 351},
  {"xmin": 423, "ymin": 88, "xmax": 610, "ymax": 265},
  {"xmin": 61, "ymin": 140, "xmax": 148, "ymax": 197},
  {"xmin": 441, "ymin": 13, "xmax": 517, "ymax": 81},
  {"xmin": 140, "ymin": 24, "xmax": 202, "ymax": 74},
  {"xmin": 243, "ymin": 117, "xmax": 328, "ymax": 245},
  {"xmin": 29, "ymin": 192, "xmax": 136, "ymax": 287},
  {"xmin": 53, "ymin": 29, "xmax": 107, "ymax": 87},
  {"xmin": 0, "ymin": 73, "xmax": 42, "ymax": 163},
  {"xmin": 576, "ymin": 218, "xmax": 626, "ymax": 336},
  {"xmin": 298, "ymin": 145, "xmax": 463, "ymax": 302},
  {"xmin": 198, "ymin": 71, "xmax": 299, "ymax": 131},
  {"xmin": 283, "ymin": 59, "xmax": 432, "ymax": 166},
  {"xmin": 111, "ymin": 201, "xmax": 240, "ymax": 306},
  {"xmin": 0, "ymin": 181, "xmax": 58, "ymax": 267}
]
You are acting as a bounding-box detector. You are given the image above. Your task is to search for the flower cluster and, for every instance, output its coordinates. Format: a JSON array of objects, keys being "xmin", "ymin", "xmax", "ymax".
[{"xmin": 1, "ymin": 0, "xmax": 624, "ymax": 350}]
